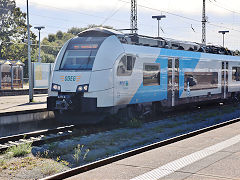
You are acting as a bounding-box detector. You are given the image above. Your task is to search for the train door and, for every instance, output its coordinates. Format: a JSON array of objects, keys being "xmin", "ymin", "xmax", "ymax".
[
  {"xmin": 114, "ymin": 55, "xmax": 136, "ymax": 105},
  {"xmin": 221, "ymin": 61, "xmax": 228, "ymax": 99},
  {"xmin": 168, "ymin": 58, "xmax": 179, "ymax": 106}
]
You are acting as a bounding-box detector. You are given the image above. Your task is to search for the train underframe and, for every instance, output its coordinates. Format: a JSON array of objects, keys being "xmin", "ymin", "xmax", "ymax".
[{"xmin": 47, "ymin": 91, "xmax": 240, "ymax": 124}]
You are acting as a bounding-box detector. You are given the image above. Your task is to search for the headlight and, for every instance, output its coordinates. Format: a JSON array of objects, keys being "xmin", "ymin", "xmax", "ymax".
[
  {"xmin": 76, "ymin": 84, "xmax": 89, "ymax": 92},
  {"xmin": 83, "ymin": 85, "xmax": 88, "ymax": 91},
  {"xmin": 77, "ymin": 86, "xmax": 83, "ymax": 92},
  {"xmin": 51, "ymin": 83, "xmax": 61, "ymax": 92}
]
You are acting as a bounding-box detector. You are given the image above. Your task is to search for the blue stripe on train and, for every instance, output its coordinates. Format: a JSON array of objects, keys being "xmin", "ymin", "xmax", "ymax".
[{"xmin": 130, "ymin": 48, "xmax": 201, "ymax": 104}]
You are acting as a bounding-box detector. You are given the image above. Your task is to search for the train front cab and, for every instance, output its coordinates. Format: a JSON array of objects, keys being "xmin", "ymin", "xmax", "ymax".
[
  {"xmin": 47, "ymin": 31, "xmax": 125, "ymax": 116},
  {"xmin": 47, "ymin": 36, "xmax": 105, "ymax": 113}
]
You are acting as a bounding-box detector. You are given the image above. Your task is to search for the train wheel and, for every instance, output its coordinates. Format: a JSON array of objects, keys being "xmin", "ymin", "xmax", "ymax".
[
  {"xmin": 230, "ymin": 93, "xmax": 240, "ymax": 104},
  {"xmin": 117, "ymin": 105, "xmax": 140, "ymax": 123},
  {"xmin": 152, "ymin": 101, "xmax": 164, "ymax": 115}
]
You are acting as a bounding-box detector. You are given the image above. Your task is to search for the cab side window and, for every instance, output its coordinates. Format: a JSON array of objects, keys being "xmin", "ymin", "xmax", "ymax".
[
  {"xmin": 117, "ymin": 55, "xmax": 136, "ymax": 76},
  {"xmin": 232, "ymin": 67, "xmax": 240, "ymax": 81}
]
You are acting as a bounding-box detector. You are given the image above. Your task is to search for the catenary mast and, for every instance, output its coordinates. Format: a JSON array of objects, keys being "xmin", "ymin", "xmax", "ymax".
[
  {"xmin": 131, "ymin": 0, "xmax": 137, "ymax": 34},
  {"xmin": 202, "ymin": 0, "xmax": 207, "ymax": 44}
]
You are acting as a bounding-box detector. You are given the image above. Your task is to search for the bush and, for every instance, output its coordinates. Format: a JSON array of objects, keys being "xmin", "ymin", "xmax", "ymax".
[{"xmin": 7, "ymin": 143, "xmax": 32, "ymax": 157}]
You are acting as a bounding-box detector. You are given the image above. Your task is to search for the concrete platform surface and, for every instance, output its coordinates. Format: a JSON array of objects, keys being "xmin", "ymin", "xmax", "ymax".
[
  {"xmin": 67, "ymin": 121, "xmax": 240, "ymax": 180},
  {"xmin": 0, "ymin": 94, "xmax": 47, "ymax": 113}
]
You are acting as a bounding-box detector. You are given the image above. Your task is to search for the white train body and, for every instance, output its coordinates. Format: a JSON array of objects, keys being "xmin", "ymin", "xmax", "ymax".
[{"xmin": 47, "ymin": 28, "xmax": 240, "ymax": 115}]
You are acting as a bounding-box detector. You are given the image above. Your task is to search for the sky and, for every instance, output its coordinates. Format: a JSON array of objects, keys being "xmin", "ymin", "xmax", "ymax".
[{"xmin": 15, "ymin": 0, "xmax": 240, "ymax": 50}]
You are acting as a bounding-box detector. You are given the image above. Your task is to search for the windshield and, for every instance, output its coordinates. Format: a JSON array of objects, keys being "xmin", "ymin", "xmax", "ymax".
[{"xmin": 60, "ymin": 37, "xmax": 106, "ymax": 70}]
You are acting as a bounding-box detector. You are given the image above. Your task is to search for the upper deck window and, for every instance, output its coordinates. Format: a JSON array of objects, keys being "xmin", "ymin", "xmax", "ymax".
[
  {"xmin": 143, "ymin": 63, "xmax": 160, "ymax": 86},
  {"xmin": 184, "ymin": 72, "xmax": 218, "ymax": 90},
  {"xmin": 60, "ymin": 37, "xmax": 106, "ymax": 70}
]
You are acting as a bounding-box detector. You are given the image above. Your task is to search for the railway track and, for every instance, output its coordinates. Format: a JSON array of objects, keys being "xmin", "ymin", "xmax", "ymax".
[
  {"xmin": 0, "ymin": 122, "xmax": 121, "ymax": 154},
  {"xmin": 0, "ymin": 101, "xmax": 237, "ymax": 154},
  {"xmin": 41, "ymin": 117, "xmax": 240, "ymax": 180},
  {"xmin": 0, "ymin": 125, "xmax": 75, "ymax": 153}
]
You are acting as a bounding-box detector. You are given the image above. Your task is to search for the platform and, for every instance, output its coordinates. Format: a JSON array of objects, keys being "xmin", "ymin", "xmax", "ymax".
[
  {"xmin": 0, "ymin": 94, "xmax": 52, "ymax": 126},
  {"xmin": 0, "ymin": 94, "xmax": 47, "ymax": 114},
  {"xmin": 67, "ymin": 121, "xmax": 240, "ymax": 180}
]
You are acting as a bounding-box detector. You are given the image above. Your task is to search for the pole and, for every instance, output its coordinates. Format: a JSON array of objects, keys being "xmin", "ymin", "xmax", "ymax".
[
  {"xmin": 152, "ymin": 15, "xmax": 166, "ymax": 38},
  {"xmin": 130, "ymin": 0, "xmax": 137, "ymax": 34},
  {"xmin": 38, "ymin": 30, "xmax": 41, "ymax": 62},
  {"xmin": 27, "ymin": 0, "xmax": 33, "ymax": 102},
  {"xmin": 218, "ymin": 31, "xmax": 229, "ymax": 48},
  {"xmin": 222, "ymin": 34, "xmax": 224, "ymax": 47},
  {"xmin": 0, "ymin": 64, "xmax": 1, "ymax": 90},
  {"xmin": 202, "ymin": 0, "xmax": 206, "ymax": 44},
  {"xmin": 34, "ymin": 26, "xmax": 45, "ymax": 62},
  {"xmin": 11, "ymin": 65, "xmax": 13, "ymax": 90}
]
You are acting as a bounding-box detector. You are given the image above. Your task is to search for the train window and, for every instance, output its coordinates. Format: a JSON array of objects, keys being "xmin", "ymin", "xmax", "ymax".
[
  {"xmin": 117, "ymin": 55, "xmax": 136, "ymax": 76},
  {"xmin": 232, "ymin": 67, "xmax": 240, "ymax": 81},
  {"xmin": 60, "ymin": 50, "xmax": 97, "ymax": 70},
  {"xmin": 184, "ymin": 72, "xmax": 218, "ymax": 90},
  {"xmin": 143, "ymin": 63, "xmax": 160, "ymax": 86},
  {"xmin": 60, "ymin": 37, "xmax": 105, "ymax": 70}
]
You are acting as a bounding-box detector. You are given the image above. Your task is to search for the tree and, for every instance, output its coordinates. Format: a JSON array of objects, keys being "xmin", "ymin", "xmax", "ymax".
[
  {"xmin": 0, "ymin": 0, "xmax": 15, "ymax": 44},
  {"xmin": 0, "ymin": 0, "xmax": 36, "ymax": 49},
  {"xmin": 0, "ymin": 0, "xmax": 37, "ymax": 78},
  {"xmin": 56, "ymin": 31, "xmax": 63, "ymax": 40},
  {"xmin": 48, "ymin": 34, "xmax": 56, "ymax": 42}
]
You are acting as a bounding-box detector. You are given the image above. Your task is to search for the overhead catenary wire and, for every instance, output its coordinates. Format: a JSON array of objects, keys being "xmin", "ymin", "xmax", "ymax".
[
  {"xmin": 100, "ymin": 1, "xmax": 128, "ymax": 25},
  {"xmin": 117, "ymin": 0, "xmax": 240, "ymax": 33},
  {"xmin": 5, "ymin": 1, "xmax": 240, "ymax": 33},
  {"xmin": 13, "ymin": 0, "xmax": 240, "ymax": 36},
  {"xmin": 4, "ymin": 0, "xmax": 240, "ymax": 49},
  {"xmin": 209, "ymin": 0, "xmax": 240, "ymax": 15}
]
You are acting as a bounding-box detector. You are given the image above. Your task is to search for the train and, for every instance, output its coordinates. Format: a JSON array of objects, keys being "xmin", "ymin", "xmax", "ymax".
[{"xmin": 47, "ymin": 27, "xmax": 240, "ymax": 121}]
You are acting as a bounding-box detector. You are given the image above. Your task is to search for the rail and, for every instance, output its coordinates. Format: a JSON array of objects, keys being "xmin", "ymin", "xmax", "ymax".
[{"xmin": 0, "ymin": 125, "xmax": 75, "ymax": 153}]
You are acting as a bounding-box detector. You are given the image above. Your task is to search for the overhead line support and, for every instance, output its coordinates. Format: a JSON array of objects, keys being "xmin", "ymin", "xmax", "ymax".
[{"xmin": 131, "ymin": 0, "xmax": 137, "ymax": 34}]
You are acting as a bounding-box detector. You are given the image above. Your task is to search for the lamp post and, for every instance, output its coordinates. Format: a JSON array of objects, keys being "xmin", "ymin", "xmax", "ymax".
[
  {"xmin": 152, "ymin": 15, "xmax": 166, "ymax": 37},
  {"xmin": 218, "ymin": 30, "xmax": 229, "ymax": 47},
  {"xmin": 27, "ymin": 0, "xmax": 33, "ymax": 102},
  {"xmin": 34, "ymin": 26, "xmax": 45, "ymax": 63}
]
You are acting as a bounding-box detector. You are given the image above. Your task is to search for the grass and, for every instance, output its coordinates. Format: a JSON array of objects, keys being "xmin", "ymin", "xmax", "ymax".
[
  {"xmin": 151, "ymin": 126, "xmax": 164, "ymax": 133},
  {"xmin": 163, "ymin": 122, "xmax": 182, "ymax": 129},
  {"xmin": 40, "ymin": 161, "xmax": 64, "ymax": 176},
  {"xmin": 72, "ymin": 144, "xmax": 89, "ymax": 165},
  {"xmin": 126, "ymin": 118, "xmax": 143, "ymax": 128},
  {"xmin": 0, "ymin": 158, "xmax": 5, "ymax": 169},
  {"xmin": 221, "ymin": 107, "xmax": 236, "ymax": 114},
  {"xmin": 48, "ymin": 142, "xmax": 59, "ymax": 151},
  {"xmin": 7, "ymin": 143, "xmax": 32, "ymax": 157}
]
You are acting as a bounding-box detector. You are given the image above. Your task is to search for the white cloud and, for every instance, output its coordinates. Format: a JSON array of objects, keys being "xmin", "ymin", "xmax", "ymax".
[
  {"xmin": 15, "ymin": 0, "xmax": 240, "ymax": 50},
  {"xmin": 16, "ymin": 0, "xmax": 240, "ymax": 15},
  {"xmin": 16, "ymin": 0, "xmax": 124, "ymax": 12}
]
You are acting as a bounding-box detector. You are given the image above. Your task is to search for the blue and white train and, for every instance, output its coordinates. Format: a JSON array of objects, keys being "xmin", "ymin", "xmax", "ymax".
[{"xmin": 47, "ymin": 28, "xmax": 240, "ymax": 119}]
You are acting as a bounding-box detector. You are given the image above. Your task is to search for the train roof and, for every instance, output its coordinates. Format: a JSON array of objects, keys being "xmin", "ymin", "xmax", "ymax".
[
  {"xmin": 78, "ymin": 27, "xmax": 124, "ymax": 37},
  {"xmin": 78, "ymin": 28, "xmax": 240, "ymax": 56}
]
